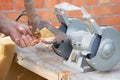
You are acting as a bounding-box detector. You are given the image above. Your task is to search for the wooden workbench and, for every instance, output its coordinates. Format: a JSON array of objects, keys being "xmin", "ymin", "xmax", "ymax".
[{"xmin": 16, "ymin": 42, "xmax": 120, "ymax": 80}]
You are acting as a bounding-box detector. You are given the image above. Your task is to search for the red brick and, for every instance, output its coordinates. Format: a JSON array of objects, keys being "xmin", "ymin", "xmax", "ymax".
[
  {"xmin": 86, "ymin": 0, "xmax": 97, "ymax": 5},
  {"xmin": 73, "ymin": 0, "xmax": 84, "ymax": 6},
  {"xmin": 98, "ymin": 0, "xmax": 110, "ymax": 4},
  {"xmin": 114, "ymin": 25, "xmax": 120, "ymax": 31},
  {"xmin": 91, "ymin": 5, "xmax": 114, "ymax": 17},
  {"xmin": 50, "ymin": 21, "xmax": 61, "ymax": 27},
  {"xmin": 102, "ymin": 16, "xmax": 120, "ymax": 25},
  {"xmin": 94, "ymin": 18, "xmax": 102, "ymax": 25},
  {"xmin": 112, "ymin": 0, "xmax": 120, "ymax": 3},
  {"xmin": 5, "ymin": 11, "xmax": 28, "ymax": 23},
  {"xmin": 60, "ymin": 0, "xmax": 72, "ymax": 3},
  {"xmin": 16, "ymin": 0, "xmax": 44, "ymax": 10},
  {"xmin": 46, "ymin": 0, "xmax": 58, "ymax": 8},
  {"xmin": 6, "ymin": 12, "xmax": 19, "ymax": 20},
  {"xmin": 116, "ymin": 5, "xmax": 120, "ymax": 14},
  {"xmin": 37, "ymin": 10, "xmax": 57, "ymax": 21},
  {"xmin": 0, "ymin": 0, "xmax": 14, "ymax": 10},
  {"xmin": 18, "ymin": 15, "xmax": 28, "ymax": 23},
  {"xmin": 83, "ymin": 6, "xmax": 91, "ymax": 13},
  {"xmin": 16, "ymin": 0, "xmax": 24, "ymax": 10},
  {"xmin": 34, "ymin": 0, "xmax": 44, "ymax": 8}
]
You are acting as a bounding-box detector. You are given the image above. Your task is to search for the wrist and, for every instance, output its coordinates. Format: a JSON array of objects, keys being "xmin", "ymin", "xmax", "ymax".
[
  {"xmin": 0, "ymin": 12, "xmax": 17, "ymax": 36},
  {"xmin": 1, "ymin": 20, "xmax": 17, "ymax": 36}
]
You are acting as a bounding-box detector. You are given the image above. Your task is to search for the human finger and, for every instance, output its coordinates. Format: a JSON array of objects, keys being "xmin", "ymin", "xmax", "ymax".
[
  {"xmin": 26, "ymin": 35, "xmax": 35, "ymax": 46},
  {"xmin": 30, "ymin": 37, "xmax": 40, "ymax": 46},
  {"xmin": 9, "ymin": 30, "xmax": 22, "ymax": 45},
  {"xmin": 21, "ymin": 35, "xmax": 29, "ymax": 47},
  {"xmin": 21, "ymin": 24, "xmax": 33, "ymax": 35},
  {"xmin": 19, "ymin": 38, "xmax": 27, "ymax": 48},
  {"xmin": 22, "ymin": 35, "xmax": 34, "ymax": 47}
]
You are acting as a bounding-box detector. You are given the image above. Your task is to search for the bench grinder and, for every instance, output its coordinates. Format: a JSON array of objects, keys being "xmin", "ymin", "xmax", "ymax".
[{"xmin": 53, "ymin": 2, "xmax": 120, "ymax": 72}]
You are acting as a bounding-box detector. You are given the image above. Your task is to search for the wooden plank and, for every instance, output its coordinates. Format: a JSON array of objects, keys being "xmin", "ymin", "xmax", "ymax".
[
  {"xmin": 16, "ymin": 43, "xmax": 59, "ymax": 80},
  {"xmin": 15, "ymin": 42, "xmax": 77, "ymax": 80},
  {"xmin": 16, "ymin": 42, "xmax": 120, "ymax": 80},
  {"xmin": 17, "ymin": 55, "xmax": 58, "ymax": 80},
  {"xmin": 6, "ymin": 61, "xmax": 46, "ymax": 80},
  {"xmin": 0, "ymin": 37, "xmax": 15, "ymax": 80}
]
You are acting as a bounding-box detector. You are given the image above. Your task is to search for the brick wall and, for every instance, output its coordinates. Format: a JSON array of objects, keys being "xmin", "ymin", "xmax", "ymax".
[{"xmin": 0, "ymin": 0, "xmax": 120, "ymax": 30}]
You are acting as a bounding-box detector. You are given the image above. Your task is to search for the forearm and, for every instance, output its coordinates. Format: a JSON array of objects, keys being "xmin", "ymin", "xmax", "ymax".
[
  {"xmin": 0, "ymin": 12, "xmax": 39, "ymax": 48},
  {"xmin": 0, "ymin": 12, "xmax": 16, "ymax": 35}
]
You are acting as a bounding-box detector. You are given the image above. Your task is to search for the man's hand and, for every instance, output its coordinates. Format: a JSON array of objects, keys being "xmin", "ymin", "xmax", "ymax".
[
  {"xmin": 9, "ymin": 23, "xmax": 40, "ymax": 48},
  {"xmin": 0, "ymin": 12, "xmax": 40, "ymax": 48}
]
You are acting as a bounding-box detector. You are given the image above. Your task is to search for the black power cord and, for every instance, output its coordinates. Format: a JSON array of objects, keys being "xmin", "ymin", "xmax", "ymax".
[{"xmin": 15, "ymin": 10, "xmax": 27, "ymax": 22}]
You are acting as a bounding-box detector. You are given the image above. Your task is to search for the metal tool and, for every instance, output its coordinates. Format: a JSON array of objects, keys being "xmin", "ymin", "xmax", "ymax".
[
  {"xmin": 53, "ymin": 2, "xmax": 120, "ymax": 72},
  {"xmin": 24, "ymin": 0, "xmax": 69, "ymax": 43}
]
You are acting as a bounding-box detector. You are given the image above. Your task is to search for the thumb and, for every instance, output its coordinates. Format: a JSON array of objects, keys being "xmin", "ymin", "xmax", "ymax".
[{"xmin": 17, "ymin": 26, "xmax": 27, "ymax": 34}]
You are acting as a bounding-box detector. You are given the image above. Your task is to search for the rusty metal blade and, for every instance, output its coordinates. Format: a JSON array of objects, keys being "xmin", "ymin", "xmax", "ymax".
[{"xmin": 24, "ymin": 0, "xmax": 68, "ymax": 42}]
